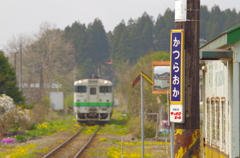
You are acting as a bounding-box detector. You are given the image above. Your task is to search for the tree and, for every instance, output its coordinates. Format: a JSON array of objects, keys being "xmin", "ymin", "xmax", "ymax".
[
  {"xmin": 86, "ymin": 19, "xmax": 109, "ymax": 76},
  {"xmin": 0, "ymin": 94, "xmax": 29, "ymax": 132},
  {"xmin": 5, "ymin": 22, "xmax": 75, "ymax": 103},
  {"xmin": 110, "ymin": 21, "xmax": 126, "ymax": 62},
  {"xmin": 0, "ymin": 51, "xmax": 25, "ymax": 104},
  {"xmin": 206, "ymin": 5, "xmax": 224, "ymax": 40},
  {"xmin": 110, "ymin": 21, "xmax": 136, "ymax": 65},
  {"xmin": 64, "ymin": 22, "xmax": 91, "ymax": 78},
  {"xmin": 200, "ymin": 5, "xmax": 210, "ymax": 40},
  {"xmin": 115, "ymin": 51, "xmax": 170, "ymax": 117},
  {"xmin": 154, "ymin": 8, "xmax": 174, "ymax": 52},
  {"xmin": 223, "ymin": 8, "xmax": 238, "ymax": 31},
  {"xmin": 24, "ymin": 22, "xmax": 75, "ymax": 102},
  {"xmin": 134, "ymin": 12, "xmax": 154, "ymax": 57}
]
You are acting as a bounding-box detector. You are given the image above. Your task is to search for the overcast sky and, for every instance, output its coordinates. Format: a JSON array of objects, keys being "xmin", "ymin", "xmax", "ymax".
[
  {"xmin": 1, "ymin": 0, "xmax": 240, "ymax": 50},
  {"xmin": 154, "ymin": 66, "xmax": 170, "ymax": 75}
]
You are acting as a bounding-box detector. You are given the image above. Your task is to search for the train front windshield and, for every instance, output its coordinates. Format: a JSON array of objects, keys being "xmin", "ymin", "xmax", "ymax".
[
  {"xmin": 75, "ymin": 86, "xmax": 87, "ymax": 93},
  {"xmin": 100, "ymin": 86, "xmax": 112, "ymax": 93}
]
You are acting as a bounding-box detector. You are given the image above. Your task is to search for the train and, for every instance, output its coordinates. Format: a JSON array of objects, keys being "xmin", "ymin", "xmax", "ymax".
[{"xmin": 73, "ymin": 75, "xmax": 114, "ymax": 124}]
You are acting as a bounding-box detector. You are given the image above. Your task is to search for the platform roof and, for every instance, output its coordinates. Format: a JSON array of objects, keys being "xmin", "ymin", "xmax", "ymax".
[{"xmin": 200, "ymin": 24, "xmax": 240, "ymax": 50}]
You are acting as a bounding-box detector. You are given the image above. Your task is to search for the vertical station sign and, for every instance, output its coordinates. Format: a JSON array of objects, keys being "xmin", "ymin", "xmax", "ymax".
[{"xmin": 170, "ymin": 29, "xmax": 185, "ymax": 123}]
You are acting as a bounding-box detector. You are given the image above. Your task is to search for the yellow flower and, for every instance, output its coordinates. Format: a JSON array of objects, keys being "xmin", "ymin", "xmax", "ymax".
[{"xmin": 98, "ymin": 138, "xmax": 108, "ymax": 142}]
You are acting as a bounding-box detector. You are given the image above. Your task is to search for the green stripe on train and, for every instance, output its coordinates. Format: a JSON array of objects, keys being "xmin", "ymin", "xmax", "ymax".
[{"xmin": 74, "ymin": 102, "xmax": 114, "ymax": 106}]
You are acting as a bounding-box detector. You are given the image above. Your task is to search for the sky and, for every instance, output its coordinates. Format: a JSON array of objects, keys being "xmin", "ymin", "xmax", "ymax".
[
  {"xmin": 154, "ymin": 66, "xmax": 170, "ymax": 75},
  {"xmin": 1, "ymin": 0, "xmax": 240, "ymax": 50}
]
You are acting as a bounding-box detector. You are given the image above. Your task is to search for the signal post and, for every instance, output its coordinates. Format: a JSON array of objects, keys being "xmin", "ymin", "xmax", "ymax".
[{"xmin": 170, "ymin": 0, "xmax": 200, "ymax": 157}]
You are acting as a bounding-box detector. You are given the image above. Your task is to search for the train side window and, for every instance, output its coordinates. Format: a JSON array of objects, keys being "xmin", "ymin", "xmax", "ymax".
[
  {"xmin": 90, "ymin": 88, "xmax": 96, "ymax": 95},
  {"xmin": 100, "ymin": 86, "xmax": 112, "ymax": 93},
  {"xmin": 75, "ymin": 86, "xmax": 87, "ymax": 93}
]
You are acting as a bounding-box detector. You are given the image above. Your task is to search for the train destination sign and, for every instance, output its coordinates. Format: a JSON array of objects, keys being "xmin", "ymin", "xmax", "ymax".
[{"xmin": 170, "ymin": 29, "xmax": 185, "ymax": 123}]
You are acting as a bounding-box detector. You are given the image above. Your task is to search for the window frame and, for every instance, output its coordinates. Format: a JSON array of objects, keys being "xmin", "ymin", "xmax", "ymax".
[
  {"xmin": 90, "ymin": 87, "xmax": 97, "ymax": 95},
  {"xmin": 75, "ymin": 85, "xmax": 87, "ymax": 93},
  {"xmin": 99, "ymin": 86, "xmax": 112, "ymax": 93}
]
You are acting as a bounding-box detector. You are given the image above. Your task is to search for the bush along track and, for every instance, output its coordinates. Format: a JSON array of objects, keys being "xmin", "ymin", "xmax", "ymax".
[{"xmin": 0, "ymin": 111, "xmax": 170, "ymax": 158}]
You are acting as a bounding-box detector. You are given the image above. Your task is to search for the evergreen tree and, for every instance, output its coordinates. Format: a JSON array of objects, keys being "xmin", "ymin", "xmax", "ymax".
[
  {"xmin": 64, "ymin": 22, "xmax": 92, "ymax": 78},
  {"xmin": 110, "ymin": 21, "xmax": 126, "ymax": 63},
  {"xmin": 154, "ymin": 8, "xmax": 174, "ymax": 52},
  {"xmin": 233, "ymin": 11, "xmax": 240, "ymax": 26},
  {"xmin": 206, "ymin": 5, "xmax": 224, "ymax": 40},
  {"xmin": 86, "ymin": 19, "xmax": 109, "ymax": 76},
  {"xmin": 135, "ymin": 12, "xmax": 154, "ymax": 57},
  {"xmin": 67, "ymin": 22, "xmax": 88, "ymax": 64},
  {"xmin": 110, "ymin": 21, "xmax": 135, "ymax": 65},
  {"xmin": 223, "ymin": 8, "xmax": 238, "ymax": 31},
  {"xmin": 63, "ymin": 5, "xmax": 240, "ymax": 79},
  {"xmin": 0, "ymin": 51, "xmax": 25, "ymax": 104},
  {"xmin": 117, "ymin": 26, "xmax": 134, "ymax": 63},
  {"xmin": 200, "ymin": 5, "xmax": 210, "ymax": 40}
]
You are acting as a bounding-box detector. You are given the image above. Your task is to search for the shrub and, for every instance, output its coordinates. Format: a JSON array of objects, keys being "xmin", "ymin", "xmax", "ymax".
[
  {"xmin": 126, "ymin": 117, "xmax": 156, "ymax": 139},
  {"xmin": 0, "ymin": 94, "xmax": 30, "ymax": 132}
]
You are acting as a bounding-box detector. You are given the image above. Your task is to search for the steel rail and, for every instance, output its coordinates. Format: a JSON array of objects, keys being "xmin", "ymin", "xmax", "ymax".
[
  {"xmin": 73, "ymin": 126, "xmax": 100, "ymax": 158},
  {"xmin": 43, "ymin": 127, "xmax": 83, "ymax": 158}
]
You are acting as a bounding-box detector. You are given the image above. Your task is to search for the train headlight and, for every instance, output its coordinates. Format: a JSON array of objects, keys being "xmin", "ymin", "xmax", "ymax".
[
  {"xmin": 78, "ymin": 80, "xmax": 83, "ymax": 83},
  {"xmin": 104, "ymin": 80, "xmax": 108, "ymax": 84}
]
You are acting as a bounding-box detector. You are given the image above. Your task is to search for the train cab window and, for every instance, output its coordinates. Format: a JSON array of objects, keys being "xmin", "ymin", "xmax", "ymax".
[
  {"xmin": 90, "ymin": 88, "xmax": 96, "ymax": 95},
  {"xmin": 100, "ymin": 86, "xmax": 112, "ymax": 93},
  {"xmin": 75, "ymin": 86, "xmax": 87, "ymax": 93}
]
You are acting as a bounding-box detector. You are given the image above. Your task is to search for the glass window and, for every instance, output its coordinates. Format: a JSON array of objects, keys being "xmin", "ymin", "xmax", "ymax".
[
  {"xmin": 75, "ymin": 86, "xmax": 87, "ymax": 93},
  {"xmin": 100, "ymin": 86, "xmax": 112, "ymax": 93},
  {"xmin": 90, "ymin": 88, "xmax": 96, "ymax": 95}
]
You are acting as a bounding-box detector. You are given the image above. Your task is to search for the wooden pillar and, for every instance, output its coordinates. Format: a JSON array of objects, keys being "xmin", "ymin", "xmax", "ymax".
[{"xmin": 174, "ymin": 0, "xmax": 200, "ymax": 157}]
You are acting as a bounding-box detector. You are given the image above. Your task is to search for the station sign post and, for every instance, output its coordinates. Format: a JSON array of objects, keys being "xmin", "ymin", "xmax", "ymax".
[{"xmin": 170, "ymin": 29, "xmax": 185, "ymax": 123}]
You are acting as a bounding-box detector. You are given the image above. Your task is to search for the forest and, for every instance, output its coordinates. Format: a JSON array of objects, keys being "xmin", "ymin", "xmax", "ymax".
[
  {"xmin": 3, "ymin": 5, "xmax": 240, "ymax": 104},
  {"xmin": 64, "ymin": 5, "xmax": 240, "ymax": 78}
]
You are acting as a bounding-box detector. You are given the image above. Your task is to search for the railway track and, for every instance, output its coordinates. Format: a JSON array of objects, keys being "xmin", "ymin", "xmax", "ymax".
[{"xmin": 43, "ymin": 125, "xmax": 100, "ymax": 158}]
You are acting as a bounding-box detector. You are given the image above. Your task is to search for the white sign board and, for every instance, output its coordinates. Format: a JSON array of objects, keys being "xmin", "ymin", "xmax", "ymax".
[
  {"xmin": 114, "ymin": 98, "xmax": 119, "ymax": 106},
  {"xmin": 175, "ymin": 0, "xmax": 187, "ymax": 22},
  {"xmin": 50, "ymin": 91, "xmax": 64, "ymax": 110},
  {"xmin": 170, "ymin": 104, "xmax": 185, "ymax": 123}
]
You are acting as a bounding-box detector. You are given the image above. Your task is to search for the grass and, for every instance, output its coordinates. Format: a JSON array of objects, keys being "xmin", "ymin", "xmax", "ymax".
[
  {"xmin": 24, "ymin": 116, "xmax": 75, "ymax": 139},
  {"xmin": 158, "ymin": 133, "xmax": 170, "ymax": 137},
  {"xmin": 0, "ymin": 144, "xmax": 49, "ymax": 158},
  {"xmin": 0, "ymin": 108, "xmax": 171, "ymax": 158},
  {"xmin": 0, "ymin": 115, "xmax": 76, "ymax": 158},
  {"xmin": 98, "ymin": 111, "xmax": 128, "ymax": 136},
  {"xmin": 107, "ymin": 146, "xmax": 155, "ymax": 158},
  {"xmin": 81, "ymin": 125, "xmax": 100, "ymax": 135},
  {"xmin": 86, "ymin": 110, "xmax": 171, "ymax": 158}
]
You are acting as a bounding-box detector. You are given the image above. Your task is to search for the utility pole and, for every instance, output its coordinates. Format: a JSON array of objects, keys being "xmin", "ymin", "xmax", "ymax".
[
  {"xmin": 19, "ymin": 44, "xmax": 22, "ymax": 91},
  {"xmin": 140, "ymin": 73, "xmax": 144, "ymax": 158},
  {"xmin": 40, "ymin": 63, "xmax": 43, "ymax": 100},
  {"xmin": 174, "ymin": 0, "xmax": 200, "ymax": 157},
  {"xmin": 14, "ymin": 52, "xmax": 17, "ymax": 72},
  {"xmin": 73, "ymin": 67, "xmax": 76, "ymax": 91}
]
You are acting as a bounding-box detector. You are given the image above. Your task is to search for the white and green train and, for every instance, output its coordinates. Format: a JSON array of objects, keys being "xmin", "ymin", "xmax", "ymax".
[{"xmin": 74, "ymin": 76, "xmax": 113, "ymax": 124}]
